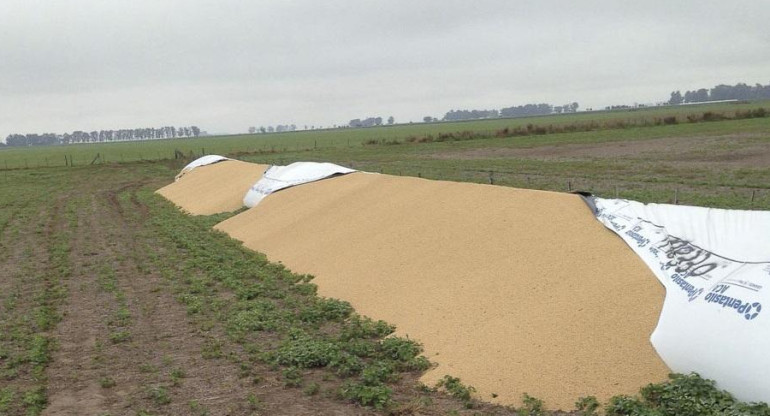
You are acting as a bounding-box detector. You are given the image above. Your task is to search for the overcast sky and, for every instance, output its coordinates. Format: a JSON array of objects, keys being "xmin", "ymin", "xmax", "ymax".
[{"xmin": 1, "ymin": 1, "xmax": 769, "ymax": 137}]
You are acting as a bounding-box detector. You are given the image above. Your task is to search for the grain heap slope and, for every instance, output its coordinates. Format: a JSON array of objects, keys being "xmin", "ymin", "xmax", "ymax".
[
  {"xmin": 156, "ymin": 160, "xmax": 267, "ymax": 215},
  {"xmin": 213, "ymin": 172, "xmax": 669, "ymax": 409}
]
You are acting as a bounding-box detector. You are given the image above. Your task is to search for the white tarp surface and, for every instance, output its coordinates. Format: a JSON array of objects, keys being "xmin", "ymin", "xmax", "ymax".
[
  {"xmin": 175, "ymin": 155, "xmax": 230, "ymax": 181},
  {"xmin": 243, "ymin": 162, "xmax": 355, "ymax": 207},
  {"xmin": 591, "ymin": 197, "xmax": 770, "ymax": 404}
]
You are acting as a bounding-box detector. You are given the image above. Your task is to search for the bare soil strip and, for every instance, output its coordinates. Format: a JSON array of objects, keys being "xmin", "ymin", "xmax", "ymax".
[
  {"xmin": 428, "ymin": 133, "xmax": 770, "ymax": 166},
  {"xmin": 0, "ymin": 205, "xmax": 58, "ymax": 415}
]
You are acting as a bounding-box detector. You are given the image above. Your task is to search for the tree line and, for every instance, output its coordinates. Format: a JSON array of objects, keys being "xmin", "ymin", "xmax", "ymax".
[
  {"xmin": 668, "ymin": 82, "xmax": 770, "ymax": 105},
  {"xmin": 440, "ymin": 102, "xmax": 578, "ymax": 122},
  {"xmin": 249, "ymin": 125, "xmax": 298, "ymax": 134},
  {"xmin": 3, "ymin": 126, "xmax": 201, "ymax": 147},
  {"xmin": 348, "ymin": 116, "xmax": 394, "ymax": 128}
]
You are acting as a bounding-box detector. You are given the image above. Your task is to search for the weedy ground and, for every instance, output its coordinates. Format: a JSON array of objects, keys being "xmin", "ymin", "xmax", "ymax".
[{"xmin": 1, "ymin": 108, "xmax": 770, "ymax": 415}]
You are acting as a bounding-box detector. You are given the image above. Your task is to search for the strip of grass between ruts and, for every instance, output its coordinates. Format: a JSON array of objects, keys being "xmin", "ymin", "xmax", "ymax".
[{"xmin": 0, "ymin": 173, "xmax": 74, "ymax": 415}]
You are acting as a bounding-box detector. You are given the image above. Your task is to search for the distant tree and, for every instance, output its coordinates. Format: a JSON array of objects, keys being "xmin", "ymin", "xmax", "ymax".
[
  {"xmin": 668, "ymin": 91, "xmax": 684, "ymax": 105},
  {"xmin": 442, "ymin": 109, "xmax": 498, "ymax": 121},
  {"xmin": 387, "ymin": 116, "xmax": 394, "ymax": 125},
  {"xmin": 248, "ymin": 127, "xmax": 256, "ymax": 134},
  {"xmin": 423, "ymin": 116, "xmax": 433, "ymax": 123},
  {"xmin": 694, "ymin": 88, "xmax": 709, "ymax": 102}
]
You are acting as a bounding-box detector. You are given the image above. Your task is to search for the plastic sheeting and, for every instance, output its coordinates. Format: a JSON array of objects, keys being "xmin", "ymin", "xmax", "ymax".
[
  {"xmin": 590, "ymin": 197, "xmax": 770, "ymax": 404},
  {"xmin": 243, "ymin": 162, "xmax": 355, "ymax": 207},
  {"xmin": 175, "ymin": 155, "xmax": 229, "ymax": 180}
]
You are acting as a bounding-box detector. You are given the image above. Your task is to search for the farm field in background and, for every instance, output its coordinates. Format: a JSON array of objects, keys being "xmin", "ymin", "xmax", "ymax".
[{"xmin": 2, "ymin": 100, "xmax": 769, "ymax": 169}]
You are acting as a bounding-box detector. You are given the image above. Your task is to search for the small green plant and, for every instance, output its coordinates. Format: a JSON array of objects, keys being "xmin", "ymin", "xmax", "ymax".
[
  {"xmin": 575, "ymin": 395, "xmax": 600, "ymax": 415},
  {"xmin": 109, "ymin": 330, "xmax": 131, "ymax": 344},
  {"xmin": 436, "ymin": 375, "xmax": 475, "ymax": 408},
  {"xmin": 169, "ymin": 368, "xmax": 186, "ymax": 386},
  {"xmin": 605, "ymin": 394, "xmax": 648, "ymax": 416},
  {"xmin": 341, "ymin": 382, "xmax": 392, "ymax": 410},
  {"xmin": 247, "ymin": 393, "xmax": 261, "ymax": 410},
  {"xmin": 139, "ymin": 363, "xmax": 157, "ymax": 373},
  {"xmin": 303, "ymin": 382, "xmax": 320, "ymax": 396},
  {"xmin": 147, "ymin": 385, "xmax": 171, "ymax": 405},
  {"xmin": 188, "ymin": 400, "xmax": 210, "ymax": 416},
  {"xmin": 0, "ymin": 388, "xmax": 15, "ymax": 412},
  {"xmin": 520, "ymin": 393, "xmax": 545, "ymax": 416},
  {"xmin": 201, "ymin": 338, "xmax": 223, "ymax": 359},
  {"xmin": 282, "ymin": 366, "xmax": 303, "ymax": 387},
  {"xmin": 22, "ymin": 386, "xmax": 47, "ymax": 414},
  {"xmin": 99, "ymin": 376, "xmax": 117, "ymax": 388}
]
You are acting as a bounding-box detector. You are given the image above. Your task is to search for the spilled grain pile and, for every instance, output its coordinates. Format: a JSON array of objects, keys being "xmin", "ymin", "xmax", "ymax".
[
  {"xmin": 213, "ymin": 172, "xmax": 669, "ymax": 409},
  {"xmin": 156, "ymin": 160, "xmax": 268, "ymax": 215}
]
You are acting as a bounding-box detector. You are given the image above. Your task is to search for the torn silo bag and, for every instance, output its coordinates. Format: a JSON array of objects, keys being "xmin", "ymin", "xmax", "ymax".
[
  {"xmin": 591, "ymin": 196, "xmax": 770, "ymax": 404},
  {"xmin": 243, "ymin": 162, "xmax": 355, "ymax": 208}
]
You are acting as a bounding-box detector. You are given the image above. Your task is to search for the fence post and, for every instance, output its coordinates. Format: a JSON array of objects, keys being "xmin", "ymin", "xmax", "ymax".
[
  {"xmin": 567, "ymin": 180, "xmax": 572, "ymax": 191},
  {"xmin": 488, "ymin": 171, "xmax": 494, "ymax": 185},
  {"xmin": 751, "ymin": 190, "xmax": 756, "ymax": 204},
  {"xmin": 674, "ymin": 188, "xmax": 679, "ymax": 205},
  {"xmin": 615, "ymin": 186, "xmax": 619, "ymax": 198}
]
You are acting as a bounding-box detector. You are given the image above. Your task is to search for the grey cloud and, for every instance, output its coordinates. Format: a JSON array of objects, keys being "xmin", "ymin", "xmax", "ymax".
[{"xmin": 1, "ymin": 0, "xmax": 769, "ymax": 136}]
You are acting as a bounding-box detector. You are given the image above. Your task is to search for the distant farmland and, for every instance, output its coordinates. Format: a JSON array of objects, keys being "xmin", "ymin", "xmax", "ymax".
[
  {"xmin": 2, "ymin": 100, "xmax": 769, "ymax": 210},
  {"xmin": 2, "ymin": 100, "xmax": 768, "ymax": 168}
]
